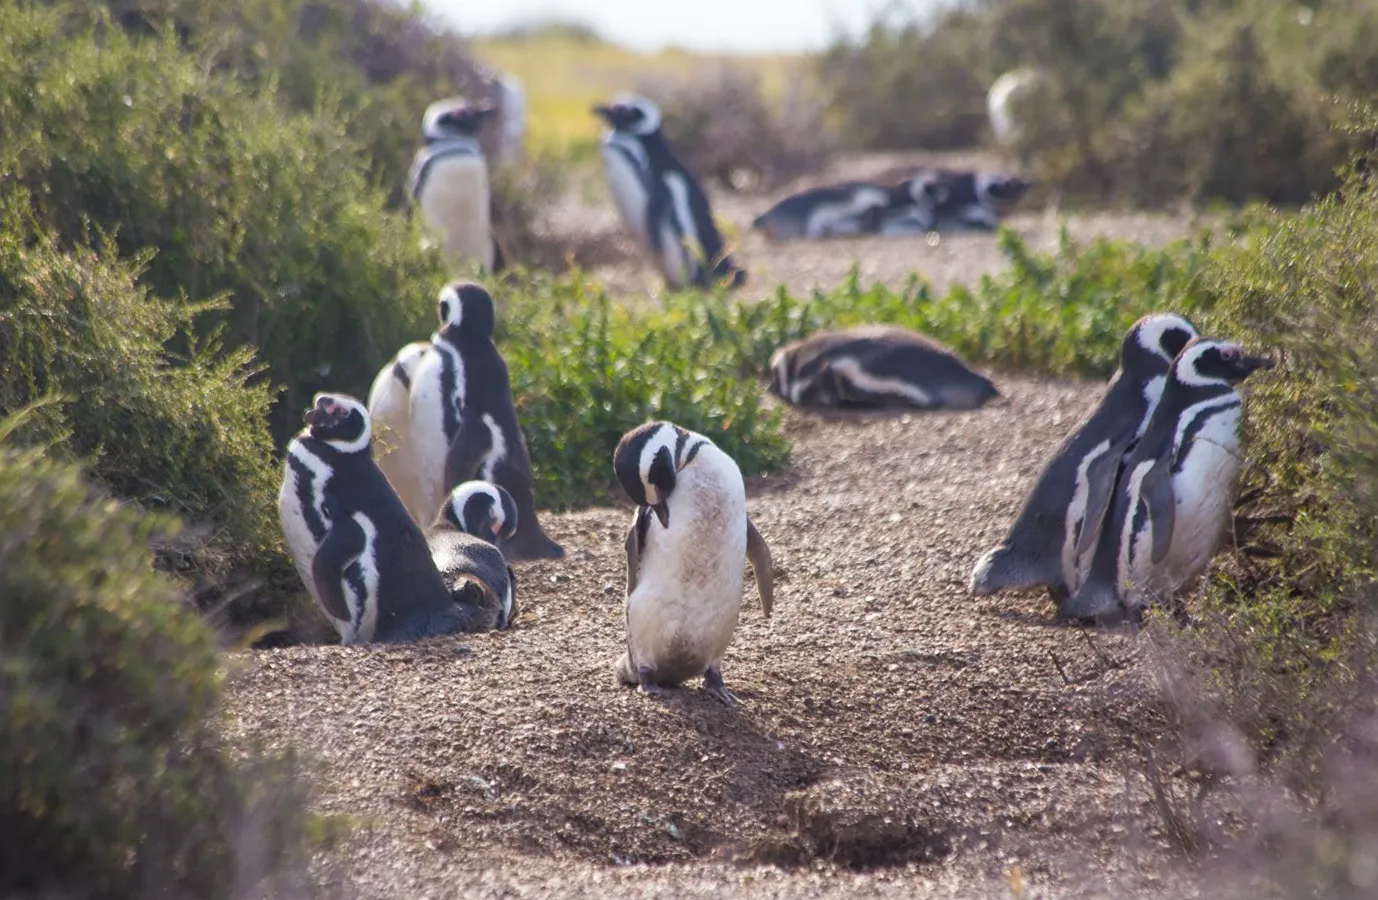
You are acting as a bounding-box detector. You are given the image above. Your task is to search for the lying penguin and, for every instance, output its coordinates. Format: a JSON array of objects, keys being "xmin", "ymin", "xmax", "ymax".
[
  {"xmin": 1061, "ymin": 337, "xmax": 1273, "ymax": 622},
  {"xmin": 874, "ymin": 169, "xmax": 1030, "ymax": 234},
  {"xmin": 613, "ymin": 421, "xmax": 775, "ymax": 706},
  {"xmin": 277, "ymin": 393, "xmax": 467, "ymax": 644},
  {"xmin": 407, "ymin": 281, "xmax": 564, "ymax": 561},
  {"xmin": 969, "ymin": 313, "xmax": 1199, "ymax": 602},
  {"xmin": 768, "ymin": 325, "xmax": 999, "ymax": 411},
  {"xmin": 750, "ymin": 175, "xmax": 947, "ymax": 242},
  {"xmin": 427, "ymin": 481, "xmax": 520, "ymax": 632}
]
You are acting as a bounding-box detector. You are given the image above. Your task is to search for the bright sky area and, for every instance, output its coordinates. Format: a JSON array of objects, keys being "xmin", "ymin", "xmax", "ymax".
[{"xmin": 420, "ymin": 0, "xmax": 945, "ymax": 55}]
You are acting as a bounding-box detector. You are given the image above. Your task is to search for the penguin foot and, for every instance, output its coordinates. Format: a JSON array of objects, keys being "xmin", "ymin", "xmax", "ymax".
[
  {"xmin": 702, "ymin": 667, "xmax": 737, "ymax": 707},
  {"xmin": 636, "ymin": 665, "xmax": 677, "ymax": 700}
]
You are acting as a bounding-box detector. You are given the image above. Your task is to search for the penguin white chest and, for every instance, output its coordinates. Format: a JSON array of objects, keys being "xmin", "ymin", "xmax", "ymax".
[
  {"xmin": 1159, "ymin": 398, "xmax": 1244, "ymax": 594},
  {"xmin": 417, "ymin": 155, "xmax": 493, "ymax": 270},
  {"xmin": 1061, "ymin": 437, "xmax": 1114, "ymax": 592},
  {"xmin": 627, "ymin": 453, "xmax": 748, "ymax": 680},
  {"xmin": 601, "ymin": 137, "xmax": 650, "ymax": 244},
  {"xmin": 409, "ymin": 343, "xmax": 466, "ymax": 523},
  {"xmin": 277, "ymin": 442, "xmax": 333, "ymax": 604}
]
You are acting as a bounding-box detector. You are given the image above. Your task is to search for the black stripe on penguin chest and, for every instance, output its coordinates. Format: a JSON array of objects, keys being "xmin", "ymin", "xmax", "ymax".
[
  {"xmin": 438, "ymin": 348, "xmax": 464, "ymax": 443},
  {"xmin": 1172, "ymin": 398, "xmax": 1241, "ymax": 474},
  {"xmin": 288, "ymin": 450, "xmax": 330, "ymax": 543}
]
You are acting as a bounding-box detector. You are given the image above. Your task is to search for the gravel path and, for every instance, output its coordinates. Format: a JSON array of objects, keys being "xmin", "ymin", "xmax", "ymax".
[{"xmin": 225, "ymin": 156, "xmax": 1209, "ymax": 898}]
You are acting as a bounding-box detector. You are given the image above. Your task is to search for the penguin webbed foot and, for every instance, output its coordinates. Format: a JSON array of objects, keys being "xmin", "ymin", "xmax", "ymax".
[
  {"xmin": 702, "ymin": 667, "xmax": 737, "ymax": 707},
  {"xmin": 636, "ymin": 665, "xmax": 677, "ymax": 700}
]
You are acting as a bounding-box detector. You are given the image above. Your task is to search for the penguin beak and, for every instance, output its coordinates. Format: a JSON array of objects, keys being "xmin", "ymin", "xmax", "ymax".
[
  {"xmin": 1235, "ymin": 354, "xmax": 1276, "ymax": 378},
  {"xmin": 591, "ymin": 104, "xmax": 614, "ymax": 123},
  {"xmin": 303, "ymin": 397, "xmax": 332, "ymax": 427},
  {"xmin": 651, "ymin": 500, "xmax": 670, "ymax": 529}
]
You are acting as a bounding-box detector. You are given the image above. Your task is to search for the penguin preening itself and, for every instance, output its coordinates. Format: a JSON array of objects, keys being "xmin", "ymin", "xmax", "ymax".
[
  {"xmin": 613, "ymin": 421, "xmax": 775, "ymax": 706},
  {"xmin": 1061, "ymin": 338, "xmax": 1274, "ymax": 622},
  {"xmin": 408, "ymin": 281, "xmax": 565, "ymax": 561},
  {"xmin": 408, "ymin": 97, "xmax": 498, "ymax": 272},
  {"xmin": 367, "ymin": 340, "xmax": 431, "ymax": 525},
  {"xmin": 593, "ymin": 95, "xmax": 746, "ymax": 291},
  {"xmin": 277, "ymin": 393, "xmax": 467, "ymax": 644},
  {"xmin": 969, "ymin": 313, "xmax": 1200, "ymax": 602},
  {"xmin": 427, "ymin": 482, "xmax": 520, "ymax": 632},
  {"xmin": 768, "ymin": 325, "xmax": 999, "ymax": 411},
  {"xmin": 750, "ymin": 175, "xmax": 947, "ymax": 242}
]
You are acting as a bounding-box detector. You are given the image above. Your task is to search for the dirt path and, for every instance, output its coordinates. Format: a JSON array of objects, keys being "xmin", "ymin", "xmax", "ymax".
[{"xmin": 225, "ymin": 160, "xmax": 1209, "ymax": 897}]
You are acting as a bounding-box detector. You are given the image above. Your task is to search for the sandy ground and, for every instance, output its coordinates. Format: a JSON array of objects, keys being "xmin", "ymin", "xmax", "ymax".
[{"xmin": 225, "ymin": 154, "xmax": 1212, "ymax": 898}]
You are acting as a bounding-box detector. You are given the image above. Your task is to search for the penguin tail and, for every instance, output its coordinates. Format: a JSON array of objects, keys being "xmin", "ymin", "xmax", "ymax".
[{"xmin": 613, "ymin": 652, "xmax": 638, "ymax": 687}]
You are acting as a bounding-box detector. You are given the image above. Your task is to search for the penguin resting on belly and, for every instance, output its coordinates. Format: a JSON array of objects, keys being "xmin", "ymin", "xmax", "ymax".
[
  {"xmin": 427, "ymin": 481, "xmax": 520, "ymax": 632},
  {"xmin": 611, "ymin": 421, "xmax": 775, "ymax": 706}
]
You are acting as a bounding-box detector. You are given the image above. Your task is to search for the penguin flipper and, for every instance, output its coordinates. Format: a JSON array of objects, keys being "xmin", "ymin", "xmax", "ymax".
[
  {"xmin": 746, "ymin": 516, "xmax": 774, "ymax": 618},
  {"xmin": 1142, "ymin": 459, "xmax": 1177, "ymax": 565},
  {"xmin": 624, "ymin": 507, "xmax": 652, "ymax": 596},
  {"xmin": 442, "ymin": 414, "xmax": 494, "ymax": 499},
  {"xmin": 1074, "ymin": 435, "xmax": 1135, "ymax": 560},
  {"xmin": 310, "ymin": 511, "xmax": 368, "ymax": 627}
]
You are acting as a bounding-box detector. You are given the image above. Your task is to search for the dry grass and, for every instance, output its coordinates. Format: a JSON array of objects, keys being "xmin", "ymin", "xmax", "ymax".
[{"xmin": 471, "ymin": 35, "xmax": 802, "ymax": 154}]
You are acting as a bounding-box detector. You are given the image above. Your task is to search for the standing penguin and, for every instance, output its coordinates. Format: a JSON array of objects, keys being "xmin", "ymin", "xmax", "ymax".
[
  {"xmin": 277, "ymin": 393, "xmax": 467, "ymax": 644},
  {"xmin": 408, "ymin": 281, "xmax": 564, "ymax": 561},
  {"xmin": 366, "ymin": 340, "xmax": 431, "ymax": 524},
  {"xmin": 1061, "ymin": 338, "xmax": 1273, "ymax": 621},
  {"xmin": 750, "ymin": 174, "xmax": 947, "ymax": 242},
  {"xmin": 969, "ymin": 313, "xmax": 1199, "ymax": 602},
  {"xmin": 427, "ymin": 482, "xmax": 520, "ymax": 632},
  {"xmin": 407, "ymin": 97, "xmax": 498, "ymax": 272},
  {"xmin": 612, "ymin": 421, "xmax": 775, "ymax": 705},
  {"xmin": 768, "ymin": 325, "xmax": 999, "ymax": 411},
  {"xmin": 592, "ymin": 95, "xmax": 746, "ymax": 291}
]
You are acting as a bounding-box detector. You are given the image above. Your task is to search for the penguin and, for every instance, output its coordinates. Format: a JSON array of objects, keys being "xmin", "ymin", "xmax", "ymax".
[
  {"xmin": 407, "ymin": 97, "xmax": 498, "ymax": 272},
  {"xmin": 276, "ymin": 393, "xmax": 468, "ymax": 644},
  {"xmin": 988, "ymin": 68, "xmax": 1052, "ymax": 150},
  {"xmin": 1060, "ymin": 338, "xmax": 1274, "ymax": 621},
  {"xmin": 750, "ymin": 174, "xmax": 948, "ymax": 242},
  {"xmin": 427, "ymin": 482, "xmax": 520, "ymax": 632},
  {"xmin": 969, "ymin": 313, "xmax": 1200, "ymax": 602},
  {"xmin": 881, "ymin": 170, "xmax": 1030, "ymax": 233},
  {"xmin": 767, "ymin": 325, "xmax": 999, "ymax": 411},
  {"xmin": 612, "ymin": 421, "xmax": 775, "ymax": 706},
  {"xmin": 408, "ymin": 281, "xmax": 565, "ymax": 561},
  {"xmin": 592, "ymin": 95, "xmax": 747, "ymax": 291},
  {"xmin": 366, "ymin": 340, "xmax": 431, "ymax": 525}
]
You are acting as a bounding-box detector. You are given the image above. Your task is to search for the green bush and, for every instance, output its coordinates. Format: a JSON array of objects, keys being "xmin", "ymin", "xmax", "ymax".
[
  {"xmin": 0, "ymin": 4, "xmax": 448, "ymax": 444},
  {"xmin": 0, "ymin": 440, "xmax": 313, "ymax": 897},
  {"xmin": 0, "ymin": 215, "xmax": 290, "ymax": 617}
]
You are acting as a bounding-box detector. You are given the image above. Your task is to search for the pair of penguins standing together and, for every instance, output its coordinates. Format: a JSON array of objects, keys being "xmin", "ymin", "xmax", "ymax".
[
  {"xmin": 278, "ymin": 281, "xmax": 774, "ymax": 704},
  {"xmin": 971, "ymin": 313, "xmax": 1274, "ymax": 621}
]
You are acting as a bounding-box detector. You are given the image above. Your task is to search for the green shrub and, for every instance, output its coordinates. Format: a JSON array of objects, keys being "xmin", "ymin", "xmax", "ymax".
[
  {"xmin": 0, "ymin": 216, "xmax": 290, "ymax": 616},
  {"xmin": 0, "ymin": 440, "xmax": 314, "ymax": 897},
  {"xmin": 0, "ymin": 4, "xmax": 448, "ymax": 444},
  {"xmin": 496, "ymin": 274, "xmax": 792, "ymax": 509}
]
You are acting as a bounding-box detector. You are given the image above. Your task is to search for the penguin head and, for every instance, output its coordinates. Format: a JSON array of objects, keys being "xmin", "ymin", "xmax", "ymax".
[
  {"xmin": 436, "ymin": 281, "xmax": 496, "ymax": 341},
  {"xmin": 1124, "ymin": 313, "xmax": 1200, "ymax": 373},
  {"xmin": 302, "ymin": 393, "xmax": 371, "ymax": 453},
  {"xmin": 591, "ymin": 95, "xmax": 662, "ymax": 137},
  {"xmin": 1173, "ymin": 337, "xmax": 1275, "ymax": 387},
  {"xmin": 903, "ymin": 172, "xmax": 951, "ymax": 211},
  {"xmin": 614, "ymin": 421, "xmax": 702, "ymax": 528},
  {"xmin": 439, "ymin": 481, "xmax": 519, "ymax": 542},
  {"xmin": 766, "ymin": 345, "xmax": 794, "ymax": 400},
  {"xmin": 975, "ymin": 172, "xmax": 1032, "ymax": 210},
  {"xmin": 422, "ymin": 97, "xmax": 498, "ymax": 142}
]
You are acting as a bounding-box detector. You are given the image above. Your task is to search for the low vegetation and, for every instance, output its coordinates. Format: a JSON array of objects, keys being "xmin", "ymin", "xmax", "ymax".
[{"xmin": 0, "ymin": 435, "xmax": 316, "ymax": 898}]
